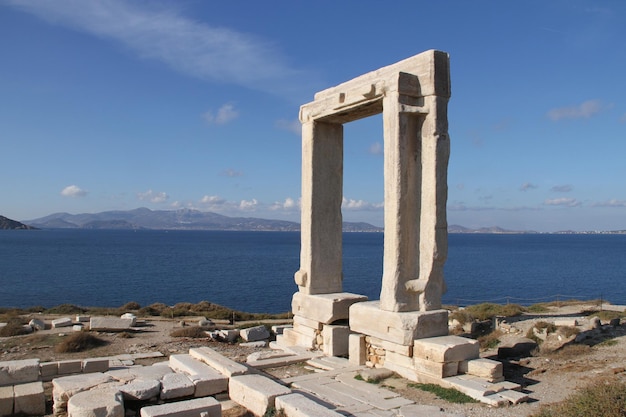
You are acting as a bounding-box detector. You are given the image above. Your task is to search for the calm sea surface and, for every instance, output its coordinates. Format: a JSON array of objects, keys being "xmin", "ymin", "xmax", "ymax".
[{"xmin": 1, "ymin": 230, "xmax": 625, "ymax": 313}]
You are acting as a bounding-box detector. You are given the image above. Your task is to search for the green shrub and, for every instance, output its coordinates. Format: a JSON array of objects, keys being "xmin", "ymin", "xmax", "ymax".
[
  {"xmin": 531, "ymin": 379, "xmax": 626, "ymax": 417},
  {"xmin": 408, "ymin": 383, "xmax": 477, "ymax": 403},
  {"xmin": 55, "ymin": 332, "xmax": 106, "ymax": 353}
]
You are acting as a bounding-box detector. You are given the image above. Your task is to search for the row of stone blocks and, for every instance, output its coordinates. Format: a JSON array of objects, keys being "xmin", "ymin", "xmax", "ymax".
[
  {"xmin": 0, "ymin": 357, "xmax": 111, "ymax": 416},
  {"xmin": 48, "ymin": 346, "xmax": 344, "ymax": 417}
]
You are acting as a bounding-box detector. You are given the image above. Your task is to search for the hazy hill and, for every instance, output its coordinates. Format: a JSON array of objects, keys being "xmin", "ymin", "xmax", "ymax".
[
  {"xmin": 0, "ymin": 215, "xmax": 37, "ymax": 230},
  {"xmin": 26, "ymin": 208, "xmax": 383, "ymax": 232}
]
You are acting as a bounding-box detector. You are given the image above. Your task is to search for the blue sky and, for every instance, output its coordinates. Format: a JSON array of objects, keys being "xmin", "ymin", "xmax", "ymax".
[{"xmin": 1, "ymin": 1, "xmax": 625, "ymax": 232}]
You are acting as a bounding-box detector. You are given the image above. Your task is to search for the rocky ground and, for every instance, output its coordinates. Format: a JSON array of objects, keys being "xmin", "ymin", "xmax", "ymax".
[{"xmin": 1, "ymin": 304, "xmax": 625, "ymax": 417}]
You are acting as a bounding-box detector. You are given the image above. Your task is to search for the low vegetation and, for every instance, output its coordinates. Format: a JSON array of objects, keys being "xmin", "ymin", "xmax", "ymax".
[
  {"xmin": 170, "ymin": 326, "xmax": 208, "ymax": 338},
  {"xmin": 55, "ymin": 332, "xmax": 106, "ymax": 353},
  {"xmin": 0, "ymin": 318, "xmax": 30, "ymax": 337},
  {"xmin": 531, "ymin": 379, "xmax": 626, "ymax": 417},
  {"xmin": 408, "ymin": 383, "xmax": 477, "ymax": 404},
  {"xmin": 477, "ymin": 329, "xmax": 502, "ymax": 350}
]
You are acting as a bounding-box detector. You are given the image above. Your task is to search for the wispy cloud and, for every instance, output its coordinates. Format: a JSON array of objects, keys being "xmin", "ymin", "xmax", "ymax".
[
  {"xmin": 203, "ymin": 104, "xmax": 239, "ymax": 125},
  {"xmin": 520, "ymin": 182, "xmax": 538, "ymax": 192},
  {"xmin": 275, "ymin": 119, "xmax": 301, "ymax": 135},
  {"xmin": 7, "ymin": 0, "xmax": 317, "ymax": 97},
  {"xmin": 220, "ymin": 168, "xmax": 243, "ymax": 178},
  {"xmin": 61, "ymin": 185, "xmax": 87, "ymax": 197},
  {"xmin": 544, "ymin": 198, "xmax": 581, "ymax": 207},
  {"xmin": 592, "ymin": 199, "xmax": 626, "ymax": 208},
  {"xmin": 342, "ymin": 197, "xmax": 383, "ymax": 211},
  {"xmin": 368, "ymin": 142, "xmax": 383, "ymax": 155},
  {"xmin": 137, "ymin": 189, "xmax": 168, "ymax": 203},
  {"xmin": 239, "ymin": 198, "xmax": 258, "ymax": 211},
  {"xmin": 550, "ymin": 185, "xmax": 572, "ymax": 193},
  {"xmin": 547, "ymin": 99, "xmax": 604, "ymax": 121}
]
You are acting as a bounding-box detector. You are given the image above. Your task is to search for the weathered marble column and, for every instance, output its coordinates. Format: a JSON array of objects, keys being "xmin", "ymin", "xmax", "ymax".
[
  {"xmin": 294, "ymin": 120, "xmax": 344, "ymax": 294},
  {"xmin": 380, "ymin": 92, "xmax": 422, "ymax": 312}
]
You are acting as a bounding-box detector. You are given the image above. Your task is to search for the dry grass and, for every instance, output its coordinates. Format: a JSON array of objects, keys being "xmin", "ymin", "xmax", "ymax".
[
  {"xmin": 462, "ymin": 303, "xmax": 525, "ymax": 321},
  {"xmin": 55, "ymin": 332, "xmax": 107, "ymax": 353},
  {"xmin": 0, "ymin": 318, "xmax": 29, "ymax": 337},
  {"xmin": 531, "ymin": 378, "xmax": 626, "ymax": 417},
  {"xmin": 170, "ymin": 326, "xmax": 208, "ymax": 338},
  {"xmin": 478, "ymin": 329, "xmax": 503, "ymax": 350}
]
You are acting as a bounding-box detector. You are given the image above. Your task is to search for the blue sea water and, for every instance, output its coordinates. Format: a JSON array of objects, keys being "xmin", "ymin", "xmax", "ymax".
[{"xmin": 1, "ymin": 230, "xmax": 625, "ymax": 313}]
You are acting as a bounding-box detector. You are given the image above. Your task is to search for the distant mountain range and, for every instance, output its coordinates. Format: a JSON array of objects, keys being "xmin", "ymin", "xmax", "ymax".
[
  {"xmin": 2, "ymin": 209, "xmax": 623, "ymax": 234},
  {"xmin": 22, "ymin": 208, "xmax": 382, "ymax": 232}
]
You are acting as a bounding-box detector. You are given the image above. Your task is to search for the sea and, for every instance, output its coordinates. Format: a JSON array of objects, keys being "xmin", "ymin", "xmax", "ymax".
[{"xmin": 1, "ymin": 230, "xmax": 625, "ymax": 314}]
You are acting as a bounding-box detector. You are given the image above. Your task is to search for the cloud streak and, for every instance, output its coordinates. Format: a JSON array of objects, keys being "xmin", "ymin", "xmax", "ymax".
[
  {"xmin": 547, "ymin": 99, "xmax": 604, "ymax": 121},
  {"xmin": 137, "ymin": 189, "xmax": 169, "ymax": 203},
  {"xmin": 7, "ymin": 0, "xmax": 316, "ymax": 97},
  {"xmin": 544, "ymin": 198, "xmax": 581, "ymax": 207}
]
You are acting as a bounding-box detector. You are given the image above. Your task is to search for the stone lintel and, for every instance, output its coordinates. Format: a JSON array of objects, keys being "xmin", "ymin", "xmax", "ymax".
[
  {"xmin": 300, "ymin": 50, "xmax": 449, "ymax": 124},
  {"xmin": 292, "ymin": 292, "xmax": 367, "ymax": 324},
  {"xmin": 349, "ymin": 301, "xmax": 448, "ymax": 346}
]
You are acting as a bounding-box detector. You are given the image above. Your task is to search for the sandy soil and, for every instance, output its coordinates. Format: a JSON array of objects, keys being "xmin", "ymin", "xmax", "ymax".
[{"xmin": 1, "ymin": 305, "xmax": 625, "ymax": 417}]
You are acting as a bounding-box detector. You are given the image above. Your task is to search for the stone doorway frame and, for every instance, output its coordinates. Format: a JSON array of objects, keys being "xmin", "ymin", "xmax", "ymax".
[{"xmin": 293, "ymin": 50, "xmax": 451, "ymax": 314}]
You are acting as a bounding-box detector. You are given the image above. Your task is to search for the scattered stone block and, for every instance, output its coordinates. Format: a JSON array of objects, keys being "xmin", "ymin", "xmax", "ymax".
[
  {"xmin": 106, "ymin": 364, "xmax": 172, "ymax": 383},
  {"xmin": 57, "ymin": 360, "xmax": 82, "ymax": 375},
  {"xmin": 119, "ymin": 379, "xmax": 161, "ymax": 401},
  {"xmin": 52, "ymin": 372, "xmax": 113, "ymax": 414},
  {"xmin": 397, "ymin": 404, "xmax": 455, "ymax": 417},
  {"xmin": 52, "ymin": 317, "xmax": 73, "ymax": 328},
  {"xmin": 160, "ymin": 373, "xmax": 195, "ymax": 400},
  {"xmin": 279, "ymin": 328, "xmax": 316, "ymax": 350},
  {"xmin": 67, "ymin": 388, "xmax": 124, "ymax": 417},
  {"xmin": 358, "ymin": 368, "xmax": 394, "ymax": 383},
  {"xmin": 413, "ymin": 335, "xmax": 479, "ymax": 363},
  {"xmin": 271, "ymin": 324, "xmax": 292, "ymax": 335},
  {"xmin": 217, "ymin": 329, "xmax": 240, "ymax": 343},
  {"xmin": 120, "ymin": 313, "xmax": 137, "ymax": 326},
  {"xmin": 13, "ymin": 381, "xmax": 45, "ymax": 416},
  {"xmin": 240, "ymin": 341, "xmax": 267, "ymax": 348},
  {"xmin": 198, "ymin": 318, "xmax": 215, "ymax": 329},
  {"xmin": 140, "ymin": 396, "xmax": 221, "ymax": 417},
  {"xmin": 229, "ymin": 374, "xmax": 291, "ymax": 417},
  {"xmin": 0, "ymin": 359, "xmax": 40, "ymax": 387},
  {"xmin": 90, "ymin": 316, "xmax": 134, "ymax": 331},
  {"xmin": 189, "ymin": 347, "xmax": 249, "ymax": 377},
  {"xmin": 76, "ymin": 315, "xmax": 90, "ymax": 323},
  {"xmin": 82, "ymin": 358, "xmax": 109, "ymax": 373},
  {"xmin": 554, "ymin": 318, "xmax": 578, "ymax": 327},
  {"xmin": 28, "ymin": 318, "xmax": 46, "ymax": 331},
  {"xmin": 240, "ymin": 325, "xmax": 270, "ymax": 342},
  {"xmin": 169, "ymin": 354, "xmax": 228, "ymax": 397},
  {"xmin": 498, "ymin": 389, "xmax": 529, "ymax": 404},
  {"xmin": 72, "ymin": 324, "xmax": 84, "ymax": 332},
  {"xmin": 275, "ymin": 392, "xmax": 343, "ymax": 417},
  {"xmin": 0, "ymin": 386, "xmax": 13, "ymax": 416}
]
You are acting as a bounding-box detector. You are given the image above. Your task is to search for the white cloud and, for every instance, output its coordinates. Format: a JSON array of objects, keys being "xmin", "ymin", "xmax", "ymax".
[
  {"xmin": 275, "ymin": 119, "xmax": 301, "ymax": 135},
  {"xmin": 544, "ymin": 198, "xmax": 581, "ymax": 207},
  {"xmin": 239, "ymin": 198, "xmax": 258, "ymax": 210},
  {"xmin": 203, "ymin": 104, "xmax": 239, "ymax": 125},
  {"xmin": 7, "ymin": 0, "xmax": 316, "ymax": 97},
  {"xmin": 270, "ymin": 197, "xmax": 300, "ymax": 211},
  {"xmin": 342, "ymin": 197, "xmax": 383, "ymax": 211},
  {"xmin": 547, "ymin": 99, "xmax": 603, "ymax": 121},
  {"xmin": 368, "ymin": 142, "xmax": 383, "ymax": 155},
  {"xmin": 520, "ymin": 182, "xmax": 538, "ymax": 192},
  {"xmin": 61, "ymin": 185, "xmax": 87, "ymax": 197},
  {"xmin": 137, "ymin": 189, "xmax": 169, "ymax": 203}
]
